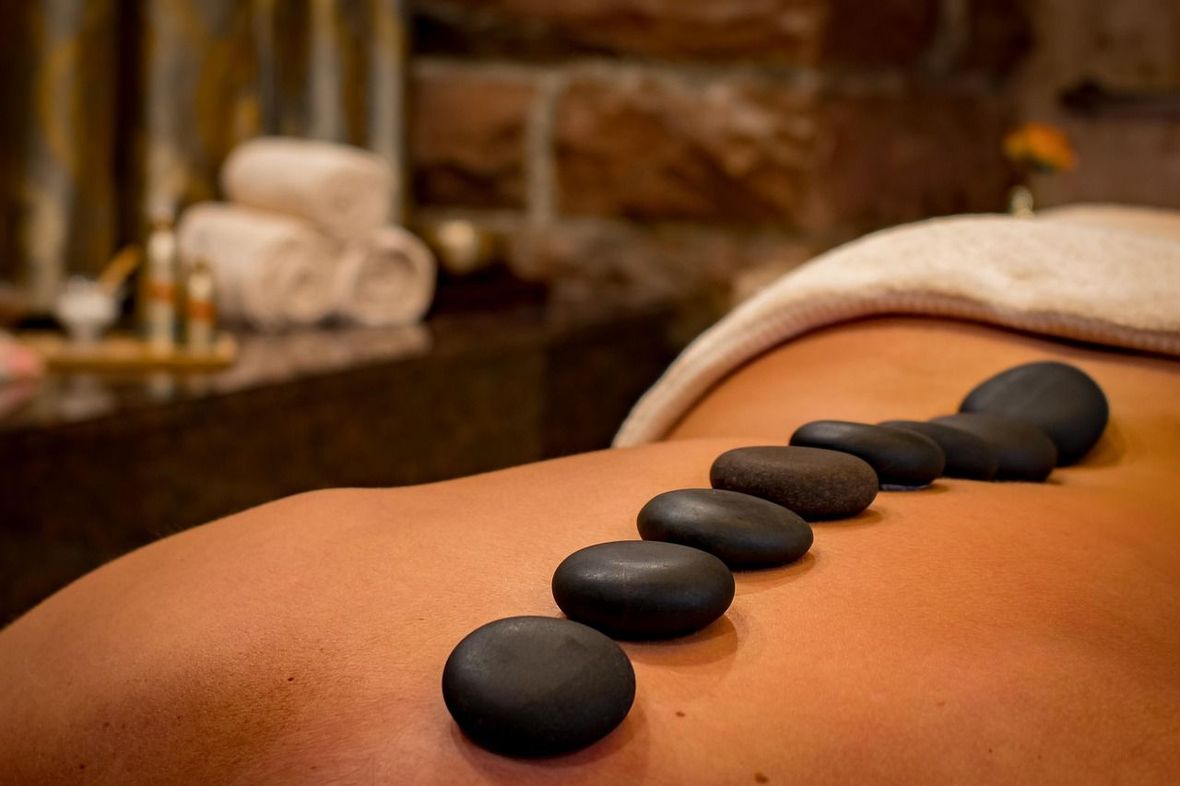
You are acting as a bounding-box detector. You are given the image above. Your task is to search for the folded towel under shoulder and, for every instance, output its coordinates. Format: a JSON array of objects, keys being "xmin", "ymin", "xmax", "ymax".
[
  {"xmin": 221, "ymin": 137, "xmax": 393, "ymax": 241},
  {"xmin": 614, "ymin": 210, "xmax": 1180, "ymax": 447},
  {"xmin": 332, "ymin": 226, "xmax": 436, "ymax": 328},
  {"xmin": 1039, "ymin": 203, "xmax": 1180, "ymax": 242},
  {"xmin": 177, "ymin": 202, "xmax": 337, "ymax": 330}
]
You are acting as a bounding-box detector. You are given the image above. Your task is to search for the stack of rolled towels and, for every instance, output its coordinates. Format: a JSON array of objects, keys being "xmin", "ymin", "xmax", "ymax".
[{"xmin": 177, "ymin": 137, "xmax": 436, "ymax": 330}]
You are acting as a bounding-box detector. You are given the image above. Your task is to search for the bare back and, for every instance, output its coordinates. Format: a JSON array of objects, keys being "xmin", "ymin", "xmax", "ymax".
[{"xmin": 2, "ymin": 318, "xmax": 1179, "ymax": 784}]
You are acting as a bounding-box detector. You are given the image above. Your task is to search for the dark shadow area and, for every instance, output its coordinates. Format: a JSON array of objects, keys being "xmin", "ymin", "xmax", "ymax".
[
  {"xmin": 734, "ymin": 551, "xmax": 816, "ymax": 595},
  {"xmin": 880, "ymin": 481, "xmax": 951, "ymax": 494},
  {"xmin": 623, "ymin": 615, "xmax": 739, "ymax": 669},
  {"xmin": 812, "ymin": 508, "xmax": 884, "ymax": 529},
  {"xmin": 1068, "ymin": 420, "xmax": 1125, "ymax": 469},
  {"xmin": 448, "ymin": 689, "xmax": 650, "ymax": 777}
]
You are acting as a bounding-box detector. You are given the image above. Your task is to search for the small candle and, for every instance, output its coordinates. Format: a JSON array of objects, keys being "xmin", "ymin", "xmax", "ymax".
[
  {"xmin": 185, "ymin": 259, "xmax": 217, "ymax": 354},
  {"xmin": 145, "ymin": 217, "xmax": 178, "ymax": 354}
]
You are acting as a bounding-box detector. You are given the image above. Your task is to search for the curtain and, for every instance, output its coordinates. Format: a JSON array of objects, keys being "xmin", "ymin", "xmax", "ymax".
[{"xmin": 0, "ymin": 0, "xmax": 409, "ymax": 311}]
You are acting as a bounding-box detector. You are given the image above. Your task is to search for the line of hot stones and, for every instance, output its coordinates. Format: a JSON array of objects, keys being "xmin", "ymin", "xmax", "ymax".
[{"xmin": 441, "ymin": 360, "xmax": 1110, "ymax": 757}]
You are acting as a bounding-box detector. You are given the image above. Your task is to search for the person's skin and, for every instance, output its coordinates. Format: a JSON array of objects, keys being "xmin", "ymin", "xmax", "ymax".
[{"xmin": 2, "ymin": 317, "xmax": 1178, "ymax": 785}]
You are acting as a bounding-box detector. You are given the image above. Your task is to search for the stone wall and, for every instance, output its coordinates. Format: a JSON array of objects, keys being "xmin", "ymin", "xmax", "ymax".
[{"xmin": 409, "ymin": 0, "xmax": 1030, "ymax": 306}]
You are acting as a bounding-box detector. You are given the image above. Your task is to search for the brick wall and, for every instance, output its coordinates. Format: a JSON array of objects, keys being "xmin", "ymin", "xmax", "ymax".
[{"xmin": 409, "ymin": 0, "xmax": 1029, "ymax": 307}]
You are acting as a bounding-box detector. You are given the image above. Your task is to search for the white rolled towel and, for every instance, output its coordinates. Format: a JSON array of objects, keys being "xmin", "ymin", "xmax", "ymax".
[
  {"xmin": 177, "ymin": 202, "xmax": 336, "ymax": 330},
  {"xmin": 332, "ymin": 226, "xmax": 437, "ymax": 327},
  {"xmin": 221, "ymin": 137, "xmax": 393, "ymax": 240}
]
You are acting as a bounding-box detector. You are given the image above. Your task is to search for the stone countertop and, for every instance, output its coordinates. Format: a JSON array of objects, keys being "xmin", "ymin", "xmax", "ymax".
[
  {"xmin": 0, "ymin": 327, "xmax": 434, "ymax": 433},
  {"xmin": 0, "ymin": 299, "xmax": 678, "ymax": 621},
  {"xmin": 0, "ymin": 300, "xmax": 656, "ymax": 434}
]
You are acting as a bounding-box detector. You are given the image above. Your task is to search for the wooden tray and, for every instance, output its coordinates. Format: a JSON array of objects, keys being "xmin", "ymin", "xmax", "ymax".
[{"xmin": 18, "ymin": 332, "xmax": 237, "ymax": 372}]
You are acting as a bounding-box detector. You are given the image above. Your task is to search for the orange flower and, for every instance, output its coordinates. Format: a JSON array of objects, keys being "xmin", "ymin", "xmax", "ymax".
[{"xmin": 1003, "ymin": 122, "xmax": 1077, "ymax": 173}]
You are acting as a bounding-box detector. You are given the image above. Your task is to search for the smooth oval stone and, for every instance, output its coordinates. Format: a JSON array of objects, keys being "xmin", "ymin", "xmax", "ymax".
[
  {"xmin": 637, "ymin": 488, "xmax": 813, "ymax": 569},
  {"xmin": 930, "ymin": 413, "xmax": 1057, "ymax": 481},
  {"xmin": 959, "ymin": 361, "xmax": 1109, "ymax": 465},
  {"xmin": 879, "ymin": 419, "xmax": 999, "ymax": 480},
  {"xmin": 442, "ymin": 616, "xmax": 635, "ymax": 757},
  {"xmin": 789, "ymin": 420, "xmax": 945, "ymax": 489},
  {"xmin": 710, "ymin": 445, "xmax": 877, "ymax": 520},
  {"xmin": 552, "ymin": 541, "xmax": 735, "ymax": 639}
]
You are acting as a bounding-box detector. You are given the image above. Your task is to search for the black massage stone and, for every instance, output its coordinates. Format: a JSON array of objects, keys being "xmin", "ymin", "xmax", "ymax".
[
  {"xmin": 879, "ymin": 419, "xmax": 999, "ymax": 480},
  {"xmin": 442, "ymin": 616, "xmax": 635, "ymax": 757},
  {"xmin": 789, "ymin": 420, "xmax": 946, "ymax": 489},
  {"xmin": 959, "ymin": 360, "xmax": 1109, "ymax": 465},
  {"xmin": 710, "ymin": 445, "xmax": 878, "ymax": 521},
  {"xmin": 931, "ymin": 413, "xmax": 1057, "ymax": 482},
  {"xmin": 552, "ymin": 541, "xmax": 735, "ymax": 640},
  {"xmin": 637, "ymin": 488, "xmax": 813, "ymax": 570}
]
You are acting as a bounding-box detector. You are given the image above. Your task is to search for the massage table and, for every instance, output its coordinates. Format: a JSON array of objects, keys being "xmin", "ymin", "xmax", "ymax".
[{"xmin": 2, "ymin": 208, "xmax": 1179, "ymax": 784}]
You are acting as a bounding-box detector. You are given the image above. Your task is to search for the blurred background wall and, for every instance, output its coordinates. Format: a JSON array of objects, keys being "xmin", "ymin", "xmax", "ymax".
[
  {"xmin": 409, "ymin": 0, "xmax": 1025, "ymax": 307},
  {"xmin": 410, "ymin": 0, "xmax": 1180, "ymax": 307},
  {"xmin": 1014, "ymin": 0, "xmax": 1180, "ymax": 208},
  {"xmin": 1, "ymin": 0, "xmax": 1178, "ymax": 316}
]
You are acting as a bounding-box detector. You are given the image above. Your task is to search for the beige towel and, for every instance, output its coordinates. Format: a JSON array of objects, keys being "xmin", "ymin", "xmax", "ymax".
[
  {"xmin": 333, "ymin": 226, "xmax": 437, "ymax": 327},
  {"xmin": 614, "ymin": 211, "xmax": 1180, "ymax": 448},
  {"xmin": 1039, "ymin": 202, "xmax": 1180, "ymax": 243},
  {"xmin": 177, "ymin": 203, "xmax": 336, "ymax": 330},
  {"xmin": 221, "ymin": 137, "xmax": 392, "ymax": 240}
]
